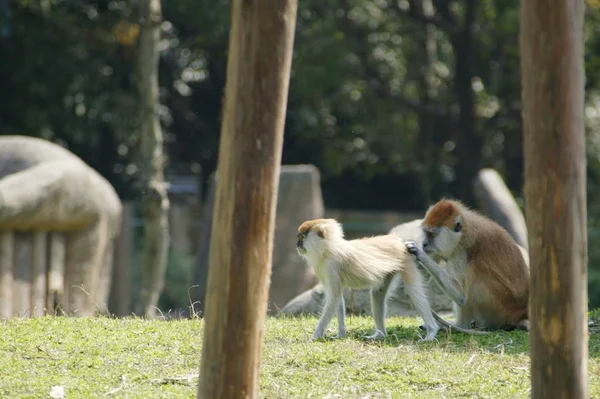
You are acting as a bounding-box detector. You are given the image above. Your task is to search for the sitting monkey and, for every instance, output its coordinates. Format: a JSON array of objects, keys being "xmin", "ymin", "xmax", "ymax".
[{"xmin": 405, "ymin": 199, "xmax": 530, "ymax": 331}]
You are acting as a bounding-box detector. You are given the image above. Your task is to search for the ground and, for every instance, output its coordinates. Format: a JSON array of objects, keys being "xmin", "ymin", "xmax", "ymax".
[{"xmin": 0, "ymin": 312, "xmax": 599, "ymax": 398}]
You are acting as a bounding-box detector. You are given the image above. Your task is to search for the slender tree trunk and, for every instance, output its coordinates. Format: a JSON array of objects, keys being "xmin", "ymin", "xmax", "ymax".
[
  {"xmin": 135, "ymin": 0, "xmax": 170, "ymax": 318},
  {"xmin": 413, "ymin": 0, "xmax": 438, "ymax": 204},
  {"xmin": 521, "ymin": 0, "xmax": 588, "ymax": 397},
  {"xmin": 196, "ymin": 0, "xmax": 298, "ymax": 398},
  {"xmin": 451, "ymin": 0, "xmax": 481, "ymax": 205}
]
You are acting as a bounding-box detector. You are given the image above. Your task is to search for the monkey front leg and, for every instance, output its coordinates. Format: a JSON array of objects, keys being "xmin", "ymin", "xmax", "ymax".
[
  {"xmin": 405, "ymin": 241, "xmax": 466, "ymax": 307},
  {"xmin": 333, "ymin": 295, "xmax": 347, "ymax": 339},
  {"xmin": 312, "ymin": 282, "xmax": 343, "ymax": 340}
]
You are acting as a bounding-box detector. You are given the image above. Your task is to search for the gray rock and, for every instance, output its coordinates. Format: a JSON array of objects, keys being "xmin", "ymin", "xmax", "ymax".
[
  {"xmin": 192, "ymin": 164, "xmax": 323, "ymax": 315},
  {"xmin": 473, "ymin": 168, "xmax": 529, "ymax": 250},
  {"xmin": 0, "ymin": 135, "xmax": 122, "ymax": 317}
]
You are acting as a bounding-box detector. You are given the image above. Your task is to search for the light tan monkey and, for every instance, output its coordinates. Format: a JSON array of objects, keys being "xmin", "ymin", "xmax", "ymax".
[
  {"xmin": 296, "ymin": 218, "xmax": 488, "ymax": 341},
  {"xmin": 405, "ymin": 199, "xmax": 530, "ymax": 331}
]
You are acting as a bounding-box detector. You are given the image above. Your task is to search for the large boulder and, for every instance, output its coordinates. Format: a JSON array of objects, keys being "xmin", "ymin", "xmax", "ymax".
[
  {"xmin": 0, "ymin": 135, "xmax": 122, "ymax": 317},
  {"xmin": 192, "ymin": 164, "xmax": 323, "ymax": 315},
  {"xmin": 280, "ymin": 218, "xmax": 453, "ymax": 317},
  {"xmin": 473, "ymin": 168, "xmax": 529, "ymax": 250}
]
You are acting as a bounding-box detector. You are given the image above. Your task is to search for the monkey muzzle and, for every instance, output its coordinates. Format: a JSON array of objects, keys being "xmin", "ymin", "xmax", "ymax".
[
  {"xmin": 296, "ymin": 238, "xmax": 307, "ymax": 255},
  {"xmin": 422, "ymin": 238, "xmax": 435, "ymax": 255}
]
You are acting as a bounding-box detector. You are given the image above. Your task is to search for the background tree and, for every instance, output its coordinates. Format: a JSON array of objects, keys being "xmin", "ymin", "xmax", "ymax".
[
  {"xmin": 135, "ymin": 0, "xmax": 170, "ymax": 317},
  {"xmin": 2, "ymin": 0, "xmax": 600, "ymax": 311}
]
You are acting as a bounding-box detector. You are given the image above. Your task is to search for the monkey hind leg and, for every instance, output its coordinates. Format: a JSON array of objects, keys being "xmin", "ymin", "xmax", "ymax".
[
  {"xmin": 366, "ymin": 274, "xmax": 395, "ymax": 340},
  {"xmin": 404, "ymin": 276, "xmax": 439, "ymax": 341}
]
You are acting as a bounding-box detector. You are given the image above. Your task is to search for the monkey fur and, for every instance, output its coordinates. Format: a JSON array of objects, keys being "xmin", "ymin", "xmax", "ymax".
[
  {"xmin": 405, "ymin": 198, "xmax": 530, "ymax": 332},
  {"xmin": 296, "ymin": 218, "xmax": 488, "ymax": 342}
]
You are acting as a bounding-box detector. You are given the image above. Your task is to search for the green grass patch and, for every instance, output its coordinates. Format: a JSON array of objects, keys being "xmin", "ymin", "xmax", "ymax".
[{"xmin": 1, "ymin": 313, "xmax": 599, "ymax": 398}]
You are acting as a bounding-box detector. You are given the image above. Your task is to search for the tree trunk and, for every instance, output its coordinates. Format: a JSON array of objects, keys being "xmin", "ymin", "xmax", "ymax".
[
  {"xmin": 413, "ymin": 0, "xmax": 439, "ymax": 205},
  {"xmin": 451, "ymin": 0, "xmax": 481, "ymax": 205},
  {"xmin": 191, "ymin": 172, "xmax": 217, "ymax": 316},
  {"xmin": 196, "ymin": 0, "xmax": 297, "ymax": 398},
  {"xmin": 135, "ymin": 0, "xmax": 170, "ymax": 318},
  {"xmin": 520, "ymin": 0, "xmax": 588, "ymax": 397},
  {"xmin": 110, "ymin": 202, "xmax": 133, "ymax": 317}
]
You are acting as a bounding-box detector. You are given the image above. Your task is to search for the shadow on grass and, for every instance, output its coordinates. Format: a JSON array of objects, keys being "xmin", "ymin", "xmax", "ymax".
[
  {"xmin": 327, "ymin": 313, "xmax": 600, "ymax": 358},
  {"xmin": 301, "ymin": 311, "xmax": 600, "ymax": 358},
  {"xmin": 341, "ymin": 325, "xmax": 533, "ymax": 355}
]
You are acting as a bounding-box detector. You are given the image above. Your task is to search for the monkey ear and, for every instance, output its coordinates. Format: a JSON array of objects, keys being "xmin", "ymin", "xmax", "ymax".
[{"xmin": 454, "ymin": 216, "xmax": 463, "ymax": 233}]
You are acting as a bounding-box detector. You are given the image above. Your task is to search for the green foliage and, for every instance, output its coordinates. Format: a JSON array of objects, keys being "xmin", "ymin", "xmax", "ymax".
[
  {"xmin": 157, "ymin": 250, "xmax": 195, "ymax": 313},
  {"xmin": 127, "ymin": 219, "xmax": 194, "ymax": 315},
  {"xmin": 2, "ymin": 0, "xmax": 600, "ymax": 205},
  {"xmin": 0, "ymin": 0, "xmax": 139, "ymax": 197},
  {"xmin": 586, "ymin": 5, "xmax": 600, "ymax": 303},
  {"xmin": 3, "ymin": 1, "xmax": 600, "ymax": 304},
  {"xmin": 590, "ymin": 270, "xmax": 600, "ymax": 310},
  {"xmin": 0, "ymin": 315, "xmax": 598, "ymax": 398}
]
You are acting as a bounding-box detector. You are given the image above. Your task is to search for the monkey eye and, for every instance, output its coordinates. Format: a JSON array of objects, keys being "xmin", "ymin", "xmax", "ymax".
[
  {"xmin": 317, "ymin": 230, "xmax": 325, "ymax": 238},
  {"xmin": 454, "ymin": 222, "xmax": 462, "ymax": 233}
]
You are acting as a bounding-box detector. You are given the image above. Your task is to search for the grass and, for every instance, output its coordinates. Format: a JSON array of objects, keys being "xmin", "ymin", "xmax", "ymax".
[{"xmin": 0, "ymin": 312, "xmax": 599, "ymax": 399}]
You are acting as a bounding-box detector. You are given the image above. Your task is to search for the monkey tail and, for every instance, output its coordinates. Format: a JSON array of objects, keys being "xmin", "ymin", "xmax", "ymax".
[{"xmin": 432, "ymin": 311, "xmax": 490, "ymax": 335}]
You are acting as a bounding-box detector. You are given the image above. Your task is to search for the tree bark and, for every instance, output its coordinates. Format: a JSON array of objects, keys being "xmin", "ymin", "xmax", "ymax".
[
  {"xmin": 196, "ymin": 0, "xmax": 297, "ymax": 398},
  {"xmin": 110, "ymin": 202, "xmax": 133, "ymax": 317},
  {"xmin": 451, "ymin": 0, "xmax": 482, "ymax": 205},
  {"xmin": 135, "ymin": 0, "xmax": 170, "ymax": 318},
  {"xmin": 412, "ymin": 0, "xmax": 439, "ymax": 204},
  {"xmin": 520, "ymin": 0, "xmax": 588, "ymax": 397},
  {"xmin": 191, "ymin": 172, "xmax": 217, "ymax": 316}
]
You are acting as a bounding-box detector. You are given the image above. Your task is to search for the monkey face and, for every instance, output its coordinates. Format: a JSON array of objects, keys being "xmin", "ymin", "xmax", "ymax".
[
  {"xmin": 296, "ymin": 227, "xmax": 325, "ymax": 257},
  {"xmin": 296, "ymin": 219, "xmax": 343, "ymax": 257},
  {"xmin": 421, "ymin": 216, "xmax": 463, "ymax": 259}
]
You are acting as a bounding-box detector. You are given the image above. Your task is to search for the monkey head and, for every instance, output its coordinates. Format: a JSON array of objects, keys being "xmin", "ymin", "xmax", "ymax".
[
  {"xmin": 420, "ymin": 199, "xmax": 464, "ymax": 260},
  {"xmin": 296, "ymin": 218, "xmax": 344, "ymax": 257}
]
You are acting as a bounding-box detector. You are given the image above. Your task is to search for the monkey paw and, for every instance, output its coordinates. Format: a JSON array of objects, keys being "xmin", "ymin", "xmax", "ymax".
[
  {"xmin": 311, "ymin": 329, "xmax": 327, "ymax": 341},
  {"xmin": 417, "ymin": 334, "xmax": 438, "ymax": 343},
  {"xmin": 332, "ymin": 329, "xmax": 347, "ymax": 339},
  {"xmin": 405, "ymin": 241, "xmax": 419, "ymax": 255},
  {"xmin": 364, "ymin": 330, "xmax": 386, "ymax": 340},
  {"xmin": 417, "ymin": 325, "xmax": 440, "ymax": 342}
]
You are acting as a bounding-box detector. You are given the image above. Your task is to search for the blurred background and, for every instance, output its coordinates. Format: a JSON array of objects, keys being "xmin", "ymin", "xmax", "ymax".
[{"xmin": 1, "ymin": 0, "xmax": 600, "ymax": 315}]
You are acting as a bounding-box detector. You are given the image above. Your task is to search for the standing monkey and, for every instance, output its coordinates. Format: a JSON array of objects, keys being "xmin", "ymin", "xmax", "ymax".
[{"xmin": 406, "ymin": 199, "xmax": 530, "ymax": 331}]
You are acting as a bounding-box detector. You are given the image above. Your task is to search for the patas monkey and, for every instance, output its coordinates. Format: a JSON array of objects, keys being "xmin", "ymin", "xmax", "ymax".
[
  {"xmin": 296, "ymin": 218, "xmax": 486, "ymax": 342},
  {"xmin": 405, "ymin": 199, "xmax": 530, "ymax": 331}
]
